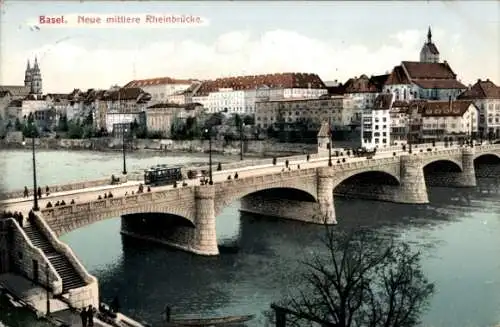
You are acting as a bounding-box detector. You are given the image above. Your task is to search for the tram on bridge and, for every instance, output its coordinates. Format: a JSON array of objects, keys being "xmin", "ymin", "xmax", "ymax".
[{"xmin": 144, "ymin": 165, "xmax": 183, "ymax": 186}]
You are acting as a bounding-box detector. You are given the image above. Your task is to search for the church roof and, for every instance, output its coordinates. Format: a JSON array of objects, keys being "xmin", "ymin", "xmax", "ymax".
[
  {"xmin": 402, "ymin": 61, "xmax": 456, "ymax": 80},
  {"xmin": 413, "ymin": 79, "xmax": 466, "ymax": 89},
  {"xmin": 385, "ymin": 66, "xmax": 411, "ymax": 85},
  {"xmin": 124, "ymin": 77, "xmax": 196, "ymax": 88},
  {"xmin": 458, "ymin": 79, "xmax": 500, "ymax": 99}
]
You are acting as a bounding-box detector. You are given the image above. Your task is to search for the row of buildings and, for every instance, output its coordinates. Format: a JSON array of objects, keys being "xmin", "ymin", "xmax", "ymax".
[{"xmin": 1, "ymin": 27, "xmax": 499, "ymax": 144}]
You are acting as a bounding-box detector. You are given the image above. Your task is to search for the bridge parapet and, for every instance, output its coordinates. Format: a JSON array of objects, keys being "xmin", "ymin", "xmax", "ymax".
[{"xmin": 2, "ymin": 218, "xmax": 63, "ymax": 295}]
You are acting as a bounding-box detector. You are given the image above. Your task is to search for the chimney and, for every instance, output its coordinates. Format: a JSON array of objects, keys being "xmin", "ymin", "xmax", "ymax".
[
  {"xmin": 487, "ymin": 78, "xmax": 490, "ymax": 82},
  {"xmin": 478, "ymin": 79, "xmax": 481, "ymax": 83}
]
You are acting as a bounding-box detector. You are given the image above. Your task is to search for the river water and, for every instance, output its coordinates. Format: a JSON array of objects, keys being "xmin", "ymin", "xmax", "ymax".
[{"xmin": 1, "ymin": 149, "xmax": 499, "ymax": 327}]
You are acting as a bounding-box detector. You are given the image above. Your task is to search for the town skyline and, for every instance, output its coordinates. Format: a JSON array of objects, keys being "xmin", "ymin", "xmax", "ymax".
[{"xmin": 1, "ymin": 0, "xmax": 499, "ymax": 93}]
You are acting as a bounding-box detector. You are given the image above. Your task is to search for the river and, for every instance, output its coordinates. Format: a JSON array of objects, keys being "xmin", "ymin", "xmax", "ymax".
[{"xmin": 1, "ymin": 149, "xmax": 499, "ymax": 327}]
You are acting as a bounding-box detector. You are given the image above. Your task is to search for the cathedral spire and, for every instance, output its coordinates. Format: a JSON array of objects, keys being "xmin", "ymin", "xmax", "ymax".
[
  {"xmin": 26, "ymin": 59, "xmax": 31, "ymax": 70},
  {"xmin": 427, "ymin": 26, "xmax": 432, "ymax": 43},
  {"xmin": 34, "ymin": 56, "xmax": 39, "ymax": 69}
]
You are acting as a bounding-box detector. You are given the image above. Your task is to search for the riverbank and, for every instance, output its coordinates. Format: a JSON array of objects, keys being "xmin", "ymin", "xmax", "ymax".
[{"xmin": 0, "ymin": 137, "xmax": 317, "ymax": 157}]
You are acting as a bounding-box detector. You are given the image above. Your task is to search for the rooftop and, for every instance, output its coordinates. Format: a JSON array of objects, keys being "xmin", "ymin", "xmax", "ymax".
[
  {"xmin": 421, "ymin": 100, "xmax": 475, "ymax": 117},
  {"xmin": 458, "ymin": 79, "xmax": 500, "ymax": 99},
  {"xmin": 124, "ymin": 77, "xmax": 196, "ymax": 88},
  {"xmin": 195, "ymin": 73, "xmax": 326, "ymax": 96}
]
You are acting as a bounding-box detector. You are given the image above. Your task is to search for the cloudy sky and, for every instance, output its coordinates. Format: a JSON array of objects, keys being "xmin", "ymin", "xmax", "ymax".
[{"xmin": 0, "ymin": 1, "xmax": 498, "ymax": 93}]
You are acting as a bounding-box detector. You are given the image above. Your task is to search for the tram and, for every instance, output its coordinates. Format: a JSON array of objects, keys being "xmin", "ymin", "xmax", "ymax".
[{"xmin": 144, "ymin": 165, "xmax": 183, "ymax": 186}]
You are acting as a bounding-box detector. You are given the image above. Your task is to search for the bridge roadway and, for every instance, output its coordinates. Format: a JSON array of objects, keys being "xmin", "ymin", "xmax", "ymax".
[{"xmin": 1, "ymin": 149, "xmax": 404, "ymax": 214}]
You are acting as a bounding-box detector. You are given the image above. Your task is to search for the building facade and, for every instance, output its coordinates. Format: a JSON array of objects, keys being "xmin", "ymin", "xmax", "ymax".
[
  {"xmin": 145, "ymin": 103, "xmax": 203, "ymax": 138},
  {"xmin": 361, "ymin": 93, "xmax": 394, "ymax": 149},
  {"xmin": 254, "ymin": 97, "xmax": 343, "ymax": 129},
  {"xmin": 420, "ymin": 100, "xmax": 478, "ymax": 141},
  {"xmin": 457, "ymin": 79, "xmax": 500, "ymax": 138},
  {"xmin": 192, "ymin": 73, "xmax": 327, "ymax": 115}
]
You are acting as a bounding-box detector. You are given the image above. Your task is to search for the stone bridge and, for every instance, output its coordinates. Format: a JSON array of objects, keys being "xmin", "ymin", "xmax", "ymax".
[{"xmin": 37, "ymin": 144, "xmax": 500, "ymax": 256}]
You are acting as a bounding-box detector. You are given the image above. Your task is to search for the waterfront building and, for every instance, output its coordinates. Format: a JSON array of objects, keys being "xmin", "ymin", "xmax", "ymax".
[
  {"xmin": 145, "ymin": 102, "xmax": 203, "ymax": 138},
  {"xmin": 457, "ymin": 79, "xmax": 500, "ymax": 139},
  {"xmin": 254, "ymin": 96, "xmax": 343, "ymax": 130},
  {"xmin": 329, "ymin": 74, "xmax": 389, "ymax": 129},
  {"xmin": 166, "ymin": 82, "xmax": 203, "ymax": 105},
  {"xmin": 390, "ymin": 101, "xmax": 410, "ymax": 145},
  {"xmin": 124, "ymin": 77, "xmax": 196, "ymax": 105},
  {"xmin": 361, "ymin": 93, "xmax": 394, "ymax": 148},
  {"xmin": 192, "ymin": 73, "xmax": 327, "ymax": 115},
  {"xmin": 420, "ymin": 99, "xmax": 479, "ymax": 141}
]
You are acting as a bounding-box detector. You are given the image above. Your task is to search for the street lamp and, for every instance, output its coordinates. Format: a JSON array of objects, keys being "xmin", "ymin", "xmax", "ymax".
[
  {"xmin": 240, "ymin": 121, "xmax": 245, "ymax": 161},
  {"xmin": 122, "ymin": 124, "xmax": 128, "ymax": 175},
  {"xmin": 204, "ymin": 128, "xmax": 213, "ymax": 185},
  {"xmin": 328, "ymin": 117, "xmax": 332, "ymax": 167},
  {"xmin": 31, "ymin": 123, "xmax": 39, "ymax": 211}
]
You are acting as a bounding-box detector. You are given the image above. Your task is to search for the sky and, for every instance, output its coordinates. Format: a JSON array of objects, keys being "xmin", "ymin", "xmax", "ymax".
[{"xmin": 0, "ymin": 1, "xmax": 499, "ymax": 93}]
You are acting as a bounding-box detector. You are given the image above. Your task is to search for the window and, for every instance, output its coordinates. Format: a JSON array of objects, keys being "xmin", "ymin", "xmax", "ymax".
[
  {"xmin": 374, "ymin": 138, "xmax": 380, "ymax": 143},
  {"xmin": 382, "ymin": 132, "xmax": 386, "ymax": 136},
  {"xmin": 382, "ymin": 117, "xmax": 387, "ymax": 122}
]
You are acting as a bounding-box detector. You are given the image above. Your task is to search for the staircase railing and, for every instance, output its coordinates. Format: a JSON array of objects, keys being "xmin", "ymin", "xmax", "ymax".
[{"xmin": 5, "ymin": 218, "xmax": 63, "ymax": 294}]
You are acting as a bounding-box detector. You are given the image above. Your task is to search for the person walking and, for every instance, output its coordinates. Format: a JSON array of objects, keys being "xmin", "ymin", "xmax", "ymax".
[
  {"xmin": 45, "ymin": 185, "xmax": 50, "ymax": 196},
  {"xmin": 80, "ymin": 307, "xmax": 88, "ymax": 327},
  {"xmin": 87, "ymin": 305, "xmax": 96, "ymax": 326},
  {"xmin": 37, "ymin": 187, "xmax": 42, "ymax": 199},
  {"xmin": 23, "ymin": 186, "xmax": 29, "ymax": 198}
]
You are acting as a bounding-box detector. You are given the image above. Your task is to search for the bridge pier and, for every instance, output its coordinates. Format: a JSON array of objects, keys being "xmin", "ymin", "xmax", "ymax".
[
  {"xmin": 192, "ymin": 185, "xmax": 219, "ymax": 256},
  {"xmin": 455, "ymin": 147, "xmax": 477, "ymax": 187},
  {"xmin": 317, "ymin": 167, "xmax": 337, "ymax": 225},
  {"xmin": 398, "ymin": 155, "xmax": 429, "ymax": 203}
]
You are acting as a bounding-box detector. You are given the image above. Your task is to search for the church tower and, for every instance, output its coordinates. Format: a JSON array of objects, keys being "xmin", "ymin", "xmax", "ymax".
[
  {"xmin": 24, "ymin": 59, "xmax": 32, "ymax": 89},
  {"xmin": 419, "ymin": 26, "xmax": 440, "ymax": 63},
  {"xmin": 30, "ymin": 57, "xmax": 43, "ymax": 95}
]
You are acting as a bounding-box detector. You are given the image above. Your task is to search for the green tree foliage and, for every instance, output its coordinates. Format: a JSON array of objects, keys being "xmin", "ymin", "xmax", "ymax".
[
  {"xmin": 203, "ymin": 112, "xmax": 224, "ymax": 131},
  {"xmin": 170, "ymin": 116, "xmax": 186, "ymax": 140},
  {"xmin": 14, "ymin": 118, "xmax": 22, "ymax": 131},
  {"xmin": 56, "ymin": 115, "xmax": 69, "ymax": 132},
  {"xmin": 243, "ymin": 115, "xmax": 255, "ymax": 126},
  {"xmin": 67, "ymin": 119, "xmax": 84, "ymax": 139},
  {"xmin": 274, "ymin": 228, "xmax": 435, "ymax": 327}
]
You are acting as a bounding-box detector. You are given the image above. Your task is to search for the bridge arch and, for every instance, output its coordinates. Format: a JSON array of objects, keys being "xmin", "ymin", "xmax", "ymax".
[
  {"xmin": 41, "ymin": 192, "xmax": 196, "ymax": 236},
  {"xmin": 422, "ymin": 159, "xmax": 463, "ymax": 173},
  {"xmin": 333, "ymin": 169, "xmax": 400, "ymax": 192},
  {"xmin": 474, "ymin": 153, "xmax": 500, "ymax": 163},
  {"xmin": 214, "ymin": 170, "xmax": 318, "ymax": 217}
]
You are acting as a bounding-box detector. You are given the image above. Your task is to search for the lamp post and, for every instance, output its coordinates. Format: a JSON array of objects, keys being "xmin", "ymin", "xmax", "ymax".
[
  {"xmin": 204, "ymin": 128, "xmax": 213, "ymax": 185},
  {"xmin": 122, "ymin": 124, "xmax": 128, "ymax": 175},
  {"xmin": 328, "ymin": 117, "xmax": 332, "ymax": 167},
  {"xmin": 239, "ymin": 121, "xmax": 245, "ymax": 161},
  {"xmin": 31, "ymin": 125, "xmax": 39, "ymax": 211}
]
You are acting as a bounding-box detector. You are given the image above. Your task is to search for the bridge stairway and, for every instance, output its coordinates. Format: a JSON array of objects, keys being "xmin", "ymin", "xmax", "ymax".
[{"xmin": 23, "ymin": 223, "xmax": 87, "ymax": 293}]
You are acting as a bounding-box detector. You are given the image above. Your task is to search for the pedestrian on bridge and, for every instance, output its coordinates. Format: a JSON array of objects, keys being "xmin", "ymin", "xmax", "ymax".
[
  {"xmin": 87, "ymin": 305, "xmax": 96, "ymax": 326},
  {"xmin": 80, "ymin": 307, "xmax": 88, "ymax": 327},
  {"xmin": 45, "ymin": 186, "xmax": 50, "ymax": 196},
  {"xmin": 37, "ymin": 187, "xmax": 42, "ymax": 199},
  {"xmin": 23, "ymin": 186, "xmax": 29, "ymax": 198}
]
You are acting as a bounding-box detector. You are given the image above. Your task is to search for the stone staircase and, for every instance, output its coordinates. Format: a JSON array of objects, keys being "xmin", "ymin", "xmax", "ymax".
[{"xmin": 23, "ymin": 223, "xmax": 87, "ymax": 293}]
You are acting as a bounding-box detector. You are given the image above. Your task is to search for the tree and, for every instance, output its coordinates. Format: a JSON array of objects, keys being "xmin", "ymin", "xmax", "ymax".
[
  {"xmin": 170, "ymin": 116, "xmax": 186, "ymax": 140},
  {"xmin": 274, "ymin": 227, "xmax": 435, "ymax": 327},
  {"xmin": 243, "ymin": 114, "xmax": 255, "ymax": 126},
  {"xmin": 14, "ymin": 118, "xmax": 23, "ymax": 131},
  {"xmin": 57, "ymin": 115, "xmax": 69, "ymax": 132}
]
